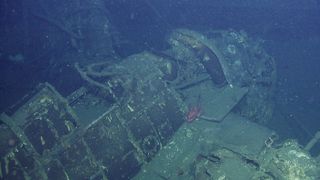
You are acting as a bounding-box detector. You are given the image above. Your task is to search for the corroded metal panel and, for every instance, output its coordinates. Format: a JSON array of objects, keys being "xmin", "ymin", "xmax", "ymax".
[
  {"xmin": 8, "ymin": 83, "xmax": 79, "ymax": 155},
  {"xmin": 169, "ymin": 30, "xmax": 227, "ymax": 87},
  {"xmin": 58, "ymin": 138, "xmax": 101, "ymax": 179},
  {"xmin": 0, "ymin": 83, "xmax": 81, "ymax": 179},
  {"xmin": 46, "ymin": 160, "xmax": 69, "ymax": 180},
  {"xmin": 83, "ymin": 114, "xmax": 141, "ymax": 180},
  {"xmin": 80, "ymin": 76, "xmax": 185, "ymax": 179},
  {"xmin": 0, "ymin": 50, "xmax": 186, "ymax": 179}
]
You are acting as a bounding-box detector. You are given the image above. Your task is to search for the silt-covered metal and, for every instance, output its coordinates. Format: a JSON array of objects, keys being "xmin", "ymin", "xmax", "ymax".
[{"xmin": 0, "ymin": 52, "xmax": 185, "ymax": 179}]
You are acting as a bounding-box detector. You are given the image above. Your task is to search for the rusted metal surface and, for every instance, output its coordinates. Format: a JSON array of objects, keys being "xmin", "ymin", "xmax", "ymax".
[
  {"xmin": 0, "ymin": 53, "xmax": 185, "ymax": 179},
  {"xmin": 170, "ymin": 31, "xmax": 228, "ymax": 87}
]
